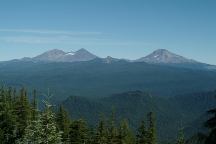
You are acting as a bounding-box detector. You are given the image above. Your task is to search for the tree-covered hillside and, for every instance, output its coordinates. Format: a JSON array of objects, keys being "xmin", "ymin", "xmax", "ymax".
[
  {"xmin": 0, "ymin": 60, "xmax": 216, "ymax": 101},
  {"xmin": 0, "ymin": 87, "xmax": 159, "ymax": 144},
  {"xmin": 0, "ymin": 87, "xmax": 215, "ymax": 143},
  {"xmin": 62, "ymin": 90, "xmax": 216, "ymax": 142}
]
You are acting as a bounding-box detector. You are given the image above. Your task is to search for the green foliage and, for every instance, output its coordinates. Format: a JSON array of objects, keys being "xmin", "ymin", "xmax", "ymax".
[
  {"xmin": 63, "ymin": 90, "xmax": 216, "ymax": 142},
  {"xmin": 19, "ymin": 92, "xmax": 63, "ymax": 144},
  {"xmin": 186, "ymin": 95, "xmax": 216, "ymax": 144},
  {"xmin": 40, "ymin": 102, "xmax": 62, "ymax": 144},
  {"xmin": 56, "ymin": 105, "xmax": 71, "ymax": 142},
  {"xmin": 31, "ymin": 89, "xmax": 38, "ymax": 120},
  {"xmin": 69, "ymin": 119, "xmax": 89, "ymax": 144},
  {"xmin": 18, "ymin": 114, "xmax": 43, "ymax": 144},
  {"xmin": 185, "ymin": 133, "xmax": 206, "ymax": 144},
  {"xmin": 136, "ymin": 113, "xmax": 157, "ymax": 144},
  {"xmin": 0, "ymin": 87, "xmax": 17, "ymax": 144},
  {"xmin": 94, "ymin": 115, "xmax": 108, "ymax": 144},
  {"xmin": 3, "ymin": 86, "xmax": 212, "ymax": 144},
  {"xmin": 118, "ymin": 119, "xmax": 135, "ymax": 144},
  {"xmin": 176, "ymin": 128, "xmax": 185, "ymax": 144},
  {"xmin": 137, "ymin": 120, "xmax": 148, "ymax": 144},
  {"xmin": 14, "ymin": 88, "xmax": 31, "ymax": 139},
  {"xmin": 107, "ymin": 109, "xmax": 119, "ymax": 144}
]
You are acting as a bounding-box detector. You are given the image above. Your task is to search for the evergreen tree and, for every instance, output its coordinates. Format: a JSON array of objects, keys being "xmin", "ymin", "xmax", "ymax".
[
  {"xmin": 18, "ymin": 89, "xmax": 41, "ymax": 144},
  {"xmin": 56, "ymin": 105, "xmax": 71, "ymax": 143},
  {"xmin": 176, "ymin": 127, "xmax": 185, "ymax": 144},
  {"xmin": 18, "ymin": 114, "xmax": 43, "ymax": 144},
  {"xmin": 31, "ymin": 89, "xmax": 38, "ymax": 120},
  {"xmin": 107, "ymin": 109, "xmax": 119, "ymax": 144},
  {"xmin": 0, "ymin": 87, "xmax": 17, "ymax": 144},
  {"xmin": 19, "ymin": 105, "xmax": 63, "ymax": 144},
  {"xmin": 18, "ymin": 90, "xmax": 40, "ymax": 144},
  {"xmin": 87, "ymin": 127, "xmax": 95, "ymax": 144},
  {"xmin": 69, "ymin": 119, "xmax": 89, "ymax": 144},
  {"xmin": 40, "ymin": 94, "xmax": 62, "ymax": 144},
  {"xmin": 94, "ymin": 115, "xmax": 108, "ymax": 144},
  {"xmin": 118, "ymin": 119, "xmax": 135, "ymax": 144},
  {"xmin": 14, "ymin": 88, "xmax": 31, "ymax": 139},
  {"xmin": 41, "ymin": 106, "xmax": 62, "ymax": 144},
  {"xmin": 19, "ymin": 93, "xmax": 62, "ymax": 144},
  {"xmin": 136, "ymin": 120, "xmax": 148, "ymax": 144},
  {"xmin": 147, "ymin": 112, "xmax": 157, "ymax": 144},
  {"xmin": 0, "ymin": 86, "xmax": 162, "ymax": 144}
]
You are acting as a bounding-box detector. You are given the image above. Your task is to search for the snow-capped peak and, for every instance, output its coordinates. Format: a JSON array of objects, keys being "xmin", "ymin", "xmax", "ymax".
[
  {"xmin": 32, "ymin": 48, "xmax": 98, "ymax": 62},
  {"xmin": 136, "ymin": 49, "xmax": 197, "ymax": 64}
]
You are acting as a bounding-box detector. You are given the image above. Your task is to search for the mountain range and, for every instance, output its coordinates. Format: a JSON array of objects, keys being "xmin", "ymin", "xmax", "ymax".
[
  {"xmin": 12, "ymin": 48, "xmax": 200, "ymax": 64},
  {"xmin": 11, "ymin": 48, "xmax": 215, "ymax": 71},
  {"xmin": 0, "ymin": 48, "xmax": 215, "ymax": 100},
  {"xmin": 25, "ymin": 48, "xmax": 98, "ymax": 62},
  {"xmin": 1, "ymin": 57, "xmax": 216, "ymax": 101}
]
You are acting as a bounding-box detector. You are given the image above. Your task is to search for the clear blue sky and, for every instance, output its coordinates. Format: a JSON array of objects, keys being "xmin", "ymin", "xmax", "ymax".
[{"xmin": 0, "ymin": 0, "xmax": 215, "ymax": 64}]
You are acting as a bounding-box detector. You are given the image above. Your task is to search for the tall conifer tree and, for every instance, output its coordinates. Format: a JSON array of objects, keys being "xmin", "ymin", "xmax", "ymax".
[
  {"xmin": 40, "ymin": 101, "xmax": 62, "ymax": 144},
  {"xmin": 56, "ymin": 105, "xmax": 71, "ymax": 143},
  {"xmin": 147, "ymin": 112, "xmax": 157, "ymax": 144},
  {"xmin": 14, "ymin": 88, "xmax": 31, "ymax": 139},
  {"xmin": 31, "ymin": 89, "xmax": 38, "ymax": 120},
  {"xmin": 118, "ymin": 119, "xmax": 135, "ymax": 144},
  {"xmin": 107, "ymin": 109, "xmax": 118, "ymax": 144},
  {"xmin": 94, "ymin": 115, "xmax": 108, "ymax": 144},
  {"xmin": 20, "ymin": 89, "xmax": 62, "ymax": 144},
  {"xmin": 69, "ymin": 119, "xmax": 89, "ymax": 144},
  {"xmin": 0, "ymin": 87, "xmax": 17, "ymax": 143},
  {"xmin": 176, "ymin": 127, "xmax": 185, "ymax": 144},
  {"xmin": 137, "ymin": 120, "xmax": 148, "ymax": 144}
]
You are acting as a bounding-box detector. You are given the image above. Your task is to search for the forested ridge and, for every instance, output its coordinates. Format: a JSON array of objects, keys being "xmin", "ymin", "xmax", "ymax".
[
  {"xmin": 62, "ymin": 90, "xmax": 216, "ymax": 142},
  {"xmin": 1, "ymin": 60, "xmax": 216, "ymax": 101},
  {"xmin": 0, "ymin": 87, "xmax": 215, "ymax": 144}
]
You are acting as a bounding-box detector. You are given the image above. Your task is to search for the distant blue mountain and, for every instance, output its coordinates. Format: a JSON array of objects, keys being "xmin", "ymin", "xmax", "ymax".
[{"xmin": 10, "ymin": 48, "xmax": 216, "ymax": 70}]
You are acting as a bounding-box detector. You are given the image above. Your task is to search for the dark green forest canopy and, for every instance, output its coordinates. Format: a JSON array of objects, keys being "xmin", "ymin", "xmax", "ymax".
[
  {"xmin": 62, "ymin": 90, "xmax": 216, "ymax": 142},
  {"xmin": 1, "ymin": 87, "xmax": 216, "ymax": 143}
]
